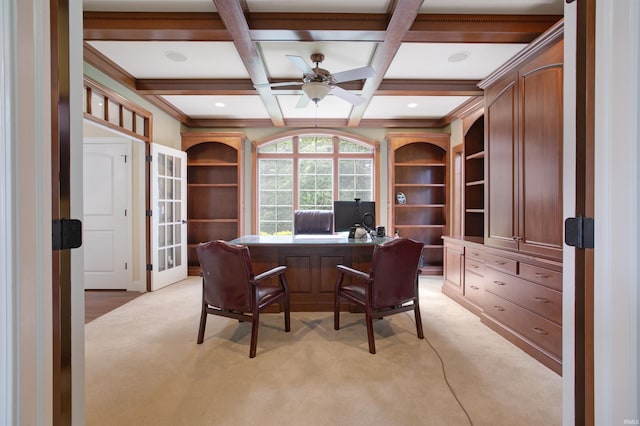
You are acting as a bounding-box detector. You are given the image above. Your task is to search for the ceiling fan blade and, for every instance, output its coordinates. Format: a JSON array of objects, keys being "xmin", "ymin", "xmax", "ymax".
[
  {"xmin": 286, "ymin": 55, "xmax": 315, "ymax": 77},
  {"xmin": 254, "ymin": 81, "xmax": 303, "ymax": 89},
  {"xmin": 330, "ymin": 86, "xmax": 365, "ymax": 106},
  {"xmin": 331, "ymin": 66, "xmax": 376, "ymax": 83},
  {"xmin": 295, "ymin": 94, "xmax": 311, "ymax": 109}
]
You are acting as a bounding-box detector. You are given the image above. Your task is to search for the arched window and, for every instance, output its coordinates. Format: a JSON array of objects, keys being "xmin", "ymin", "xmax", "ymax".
[{"xmin": 256, "ymin": 133, "xmax": 377, "ymax": 235}]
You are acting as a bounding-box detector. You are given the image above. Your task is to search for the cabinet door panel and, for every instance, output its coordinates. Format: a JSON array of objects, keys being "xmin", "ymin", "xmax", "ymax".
[
  {"xmin": 519, "ymin": 65, "xmax": 564, "ymax": 259},
  {"xmin": 486, "ymin": 81, "xmax": 518, "ymax": 251}
]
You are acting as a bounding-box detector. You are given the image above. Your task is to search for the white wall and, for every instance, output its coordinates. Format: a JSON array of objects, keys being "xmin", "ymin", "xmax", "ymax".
[
  {"xmin": 1, "ymin": 0, "xmax": 54, "ymax": 424},
  {"xmin": 593, "ymin": 0, "xmax": 640, "ymax": 423},
  {"xmin": 562, "ymin": 3, "xmax": 577, "ymax": 424}
]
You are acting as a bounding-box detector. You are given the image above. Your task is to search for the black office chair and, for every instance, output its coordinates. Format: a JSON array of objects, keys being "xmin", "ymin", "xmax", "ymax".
[{"xmin": 293, "ymin": 210, "xmax": 334, "ymax": 234}]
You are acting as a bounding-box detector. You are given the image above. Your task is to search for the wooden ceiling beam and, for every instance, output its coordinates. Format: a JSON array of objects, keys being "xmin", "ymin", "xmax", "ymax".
[
  {"xmin": 212, "ymin": 0, "xmax": 284, "ymax": 126},
  {"xmin": 83, "ymin": 12, "xmax": 230, "ymax": 41},
  {"xmin": 135, "ymin": 78, "xmax": 482, "ymax": 96},
  {"xmin": 406, "ymin": 14, "xmax": 562, "ymax": 43},
  {"xmin": 348, "ymin": 0, "xmax": 424, "ymax": 126},
  {"xmin": 83, "ymin": 11, "xmax": 558, "ymax": 43}
]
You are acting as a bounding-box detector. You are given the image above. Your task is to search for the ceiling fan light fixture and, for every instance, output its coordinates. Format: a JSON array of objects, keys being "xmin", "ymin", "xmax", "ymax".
[{"xmin": 302, "ymin": 82, "xmax": 332, "ymax": 104}]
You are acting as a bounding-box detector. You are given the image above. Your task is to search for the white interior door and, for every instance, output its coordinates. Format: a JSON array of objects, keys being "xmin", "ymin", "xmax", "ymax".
[
  {"xmin": 150, "ymin": 143, "xmax": 188, "ymax": 291},
  {"xmin": 83, "ymin": 140, "xmax": 132, "ymax": 290}
]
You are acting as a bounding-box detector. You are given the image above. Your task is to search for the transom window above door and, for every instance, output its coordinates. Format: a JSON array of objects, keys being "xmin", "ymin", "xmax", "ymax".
[{"xmin": 256, "ymin": 133, "xmax": 377, "ymax": 235}]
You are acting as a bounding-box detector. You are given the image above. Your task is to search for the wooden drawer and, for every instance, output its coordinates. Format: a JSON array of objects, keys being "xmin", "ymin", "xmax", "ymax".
[
  {"xmin": 464, "ymin": 271, "xmax": 484, "ymax": 307},
  {"xmin": 483, "ymin": 291, "xmax": 562, "ymax": 358},
  {"xmin": 484, "ymin": 253, "xmax": 518, "ymax": 275},
  {"xmin": 465, "ymin": 258, "xmax": 484, "ymax": 276},
  {"xmin": 519, "ymin": 263, "xmax": 562, "ymax": 291},
  {"xmin": 465, "ymin": 247, "xmax": 484, "ymax": 262},
  {"xmin": 485, "ymin": 268, "xmax": 561, "ymax": 324}
]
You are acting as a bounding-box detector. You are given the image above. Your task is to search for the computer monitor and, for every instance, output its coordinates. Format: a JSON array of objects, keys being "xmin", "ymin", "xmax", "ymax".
[{"xmin": 333, "ymin": 199, "xmax": 376, "ymax": 232}]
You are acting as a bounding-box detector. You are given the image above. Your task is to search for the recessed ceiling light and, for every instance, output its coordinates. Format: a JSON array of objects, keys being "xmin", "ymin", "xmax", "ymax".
[
  {"xmin": 215, "ymin": 102, "xmax": 225, "ymax": 108},
  {"xmin": 164, "ymin": 51, "xmax": 188, "ymax": 62},
  {"xmin": 407, "ymin": 103, "xmax": 418, "ymax": 108},
  {"xmin": 448, "ymin": 51, "xmax": 470, "ymax": 63}
]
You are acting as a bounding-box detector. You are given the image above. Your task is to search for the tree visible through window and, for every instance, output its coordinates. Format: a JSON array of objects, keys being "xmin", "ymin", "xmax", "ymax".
[{"xmin": 257, "ymin": 134, "xmax": 375, "ymax": 235}]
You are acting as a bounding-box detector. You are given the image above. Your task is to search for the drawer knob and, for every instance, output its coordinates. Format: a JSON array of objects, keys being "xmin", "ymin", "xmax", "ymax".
[
  {"xmin": 534, "ymin": 272, "xmax": 549, "ymax": 279},
  {"xmin": 469, "ymin": 285, "xmax": 479, "ymax": 290},
  {"xmin": 534, "ymin": 297, "xmax": 550, "ymax": 304},
  {"xmin": 533, "ymin": 327, "xmax": 549, "ymax": 335},
  {"xmin": 493, "ymin": 305, "xmax": 505, "ymax": 312},
  {"xmin": 471, "ymin": 264, "xmax": 479, "ymax": 269},
  {"xmin": 494, "ymin": 280, "xmax": 506, "ymax": 286},
  {"xmin": 495, "ymin": 260, "xmax": 506, "ymax": 265}
]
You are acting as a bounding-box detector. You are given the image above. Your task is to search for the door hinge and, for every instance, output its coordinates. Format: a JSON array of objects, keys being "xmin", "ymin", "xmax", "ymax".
[
  {"xmin": 145, "ymin": 154, "xmax": 152, "ymax": 162},
  {"xmin": 564, "ymin": 216, "xmax": 594, "ymax": 249},
  {"xmin": 146, "ymin": 264, "xmax": 153, "ymax": 271},
  {"xmin": 146, "ymin": 210, "xmax": 152, "ymax": 217},
  {"xmin": 52, "ymin": 218, "xmax": 83, "ymax": 250}
]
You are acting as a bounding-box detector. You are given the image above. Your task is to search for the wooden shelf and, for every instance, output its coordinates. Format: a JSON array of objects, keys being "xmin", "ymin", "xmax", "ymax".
[
  {"xmin": 466, "ymin": 151, "xmax": 485, "ymax": 160},
  {"xmin": 187, "ymin": 162, "xmax": 238, "ymax": 167},
  {"xmin": 183, "ymin": 133, "xmax": 244, "ymax": 275},
  {"xmin": 395, "ymin": 162, "xmax": 446, "ymax": 167},
  {"xmin": 187, "ymin": 183, "xmax": 238, "ymax": 188}
]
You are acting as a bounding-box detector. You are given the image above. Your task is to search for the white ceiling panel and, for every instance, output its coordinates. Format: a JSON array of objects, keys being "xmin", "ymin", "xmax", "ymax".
[
  {"xmin": 246, "ymin": 0, "xmax": 389, "ymax": 13},
  {"xmin": 277, "ymin": 95, "xmax": 354, "ymax": 119},
  {"xmin": 420, "ymin": 0, "xmax": 563, "ymax": 15},
  {"xmin": 83, "ymin": 0, "xmax": 216, "ymax": 12},
  {"xmin": 363, "ymin": 96, "xmax": 472, "ymax": 120},
  {"xmin": 88, "ymin": 41, "xmax": 249, "ymax": 79},
  {"xmin": 161, "ymin": 95, "xmax": 271, "ymax": 119},
  {"xmin": 259, "ymin": 41, "xmax": 378, "ymax": 80},
  {"xmin": 386, "ymin": 43, "xmax": 527, "ymax": 80}
]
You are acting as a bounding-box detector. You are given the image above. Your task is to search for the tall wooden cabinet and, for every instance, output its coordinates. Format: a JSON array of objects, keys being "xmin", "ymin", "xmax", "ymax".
[
  {"xmin": 182, "ymin": 132, "xmax": 245, "ymax": 276},
  {"xmin": 480, "ymin": 23, "xmax": 564, "ymax": 261},
  {"xmin": 388, "ymin": 133, "xmax": 449, "ymax": 275}
]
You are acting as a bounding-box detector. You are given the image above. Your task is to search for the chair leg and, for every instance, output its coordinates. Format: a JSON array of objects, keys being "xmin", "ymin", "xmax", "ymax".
[
  {"xmin": 366, "ymin": 310, "xmax": 376, "ymax": 354},
  {"xmin": 249, "ymin": 313, "xmax": 259, "ymax": 358},
  {"xmin": 414, "ymin": 302, "xmax": 424, "ymax": 339},
  {"xmin": 334, "ymin": 293, "xmax": 341, "ymax": 331},
  {"xmin": 284, "ymin": 294, "xmax": 291, "ymax": 332},
  {"xmin": 197, "ymin": 305, "xmax": 207, "ymax": 344}
]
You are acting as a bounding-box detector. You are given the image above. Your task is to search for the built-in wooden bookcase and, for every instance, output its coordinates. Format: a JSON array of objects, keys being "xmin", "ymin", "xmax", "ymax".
[
  {"xmin": 464, "ymin": 116, "xmax": 485, "ymax": 238},
  {"xmin": 388, "ymin": 133, "xmax": 449, "ymax": 275},
  {"xmin": 182, "ymin": 132, "xmax": 245, "ymax": 276}
]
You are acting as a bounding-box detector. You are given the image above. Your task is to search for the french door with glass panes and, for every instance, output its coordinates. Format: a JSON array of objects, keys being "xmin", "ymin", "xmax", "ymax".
[{"xmin": 150, "ymin": 143, "xmax": 187, "ymax": 290}]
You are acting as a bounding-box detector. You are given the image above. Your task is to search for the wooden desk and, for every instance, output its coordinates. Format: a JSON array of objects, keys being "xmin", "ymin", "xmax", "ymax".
[{"xmin": 230, "ymin": 234, "xmax": 392, "ymax": 311}]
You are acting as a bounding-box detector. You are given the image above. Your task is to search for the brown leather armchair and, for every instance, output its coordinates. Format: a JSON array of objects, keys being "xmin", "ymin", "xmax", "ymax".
[
  {"xmin": 196, "ymin": 240, "xmax": 291, "ymax": 358},
  {"xmin": 333, "ymin": 237, "xmax": 424, "ymax": 354},
  {"xmin": 293, "ymin": 209, "xmax": 334, "ymax": 234}
]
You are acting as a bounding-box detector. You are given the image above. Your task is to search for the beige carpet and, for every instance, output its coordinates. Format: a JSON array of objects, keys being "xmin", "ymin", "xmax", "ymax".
[{"xmin": 85, "ymin": 276, "xmax": 562, "ymax": 426}]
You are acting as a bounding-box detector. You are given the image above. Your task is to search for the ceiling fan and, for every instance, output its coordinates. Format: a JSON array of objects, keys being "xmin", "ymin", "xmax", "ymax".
[{"xmin": 255, "ymin": 53, "xmax": 376, "ymax": 108}]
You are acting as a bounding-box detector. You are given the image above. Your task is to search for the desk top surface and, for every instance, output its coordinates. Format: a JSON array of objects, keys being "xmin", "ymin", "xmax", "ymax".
[{"xmin": 231, "ymin": 234, "xmax": 393, "ymax": 246}]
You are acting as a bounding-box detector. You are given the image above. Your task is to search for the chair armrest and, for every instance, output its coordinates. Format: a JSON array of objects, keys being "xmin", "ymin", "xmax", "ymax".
[
  {"xmin": 254, "ymin": 265, "xmax": 287, "ymax": 283},
  {"xmin": 336, "ymin": 264, "xmax": 370, "ymax": 281}
]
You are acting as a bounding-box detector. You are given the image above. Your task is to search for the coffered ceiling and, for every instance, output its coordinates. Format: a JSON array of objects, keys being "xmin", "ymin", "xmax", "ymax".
[{"xmin": 83, "ymin": 0, "xmax": 563, "ymax": 129}]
